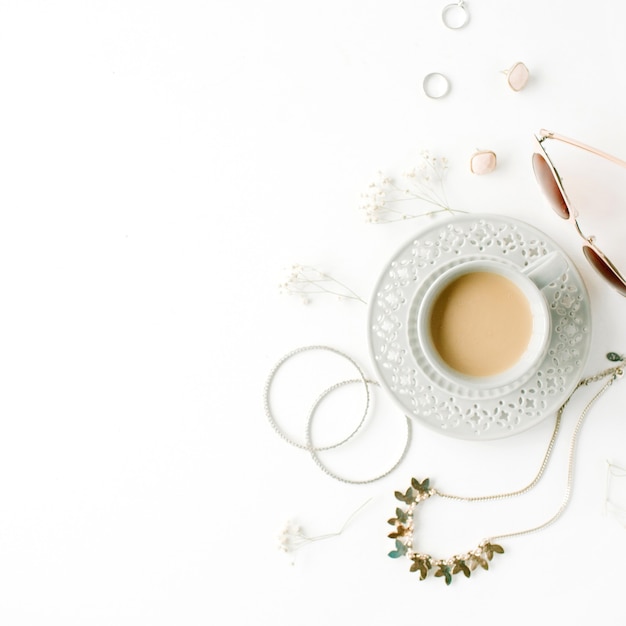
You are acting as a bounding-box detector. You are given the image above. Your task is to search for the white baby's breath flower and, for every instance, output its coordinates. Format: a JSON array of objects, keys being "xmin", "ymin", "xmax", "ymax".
[
  {"xmin": 279, "ymin": 265, "xmax": 366, "ymax": 304},
  {"xmin": 359, "ymin": 151, "xmax": 459, "ymax": 224},
  {"xmin": 276, "ymin": 499, "xmax": 372, "ymax": 561}
]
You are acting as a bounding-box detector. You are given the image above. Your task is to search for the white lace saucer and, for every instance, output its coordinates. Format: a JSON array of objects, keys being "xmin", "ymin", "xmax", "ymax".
[{"xmin": 367, "ymin": 214, "xmax": 592, "ymax": 440}]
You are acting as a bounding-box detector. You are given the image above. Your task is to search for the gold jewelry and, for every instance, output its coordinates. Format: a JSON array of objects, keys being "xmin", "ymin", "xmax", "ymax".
[
  {"xmin": 503, "ymin": 61, "xmax": 530, "ymax": 91},
  {"xmin": 388, "ymin": 356, "xmax": 624, "ymax": 584},
  {"xmin": 388, "ymin": 478, "xmax": 504, "ymax": 582},
  {"xmin": 470, "ymin": 150, "xmax": 497, "ymax": 174}
]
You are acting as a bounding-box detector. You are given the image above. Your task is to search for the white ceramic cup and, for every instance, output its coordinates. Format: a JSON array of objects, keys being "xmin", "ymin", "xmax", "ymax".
[{"xmin": 416, "ymin": 251, "xmax": 568, "ymax": 391}]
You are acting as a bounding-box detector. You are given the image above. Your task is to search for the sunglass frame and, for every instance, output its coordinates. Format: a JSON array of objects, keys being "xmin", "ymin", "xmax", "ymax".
[{"xmin": 533, "ymin": 129, "xmax": 626, "ymax": 295}]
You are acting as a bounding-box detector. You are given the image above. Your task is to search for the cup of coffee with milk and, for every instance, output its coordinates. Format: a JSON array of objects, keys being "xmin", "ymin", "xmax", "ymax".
[{"xmin": 416, "ymin": 251, "xmax": 568, "ymax": 392}]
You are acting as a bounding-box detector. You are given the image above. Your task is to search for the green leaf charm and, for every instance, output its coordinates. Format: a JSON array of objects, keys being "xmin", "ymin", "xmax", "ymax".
[
  {"xmin": 473, "ymin": 555, "xmax": 489, "ymax": 570},
  {"xmin": 410, "ymin": 556, "xmax": 431, "ymax": 580},
  {"xmin": 394, "ymin": 487, "xmax": 415, "ymax": 505},
  {"xmin": 388, "ymin": 524, "xmax": 410, "ymax": 539},
  {"xmin": 411, "ymin": 477, "xmax": 430, "ymax": 494},
  {"xmin": 435, "ymin": 564, "xmax": 453, "ymax": 585},
  {"xmin": 484, "ymin": 543, "xmax": 504, "ymax": 560},
  {"xmin": 452, "ymin": 560, "xmax": 471, "ymax": 578},
  {"xmin": 388, "ymin": 539, "xmax": 408, "ymax": 559}
]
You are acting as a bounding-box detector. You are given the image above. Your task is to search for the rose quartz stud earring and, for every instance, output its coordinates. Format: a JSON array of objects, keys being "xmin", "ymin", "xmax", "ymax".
[
  {"xmin": 470, "ymin": 150, "xmax": 497, "ymax": 175},
  {"xmin": 503, "ymin": 62, "xmax": 530, "ymax": 91}
]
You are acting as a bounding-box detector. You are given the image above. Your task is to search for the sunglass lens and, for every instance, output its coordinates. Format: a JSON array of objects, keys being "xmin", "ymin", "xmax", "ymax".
[
  {"xmin": 582, "ymin": 245, "xmax": 626, "ymax": 296},
  {"xmin": 532, "ymin": 152, "xmax": 570, "ymax": 219}
]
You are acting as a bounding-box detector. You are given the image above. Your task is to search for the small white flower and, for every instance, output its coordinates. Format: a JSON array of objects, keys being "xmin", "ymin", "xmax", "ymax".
[
  {"xmin": 278, "ymin": 265, "xmax": 365, "ymax": 305},
  {"xmin": 276, "ymin": 500, "xmax": 372, "ymax": 558},
  {"xmin": 358, "ymin": 151, "xmax": 456, "ymax": 223}
]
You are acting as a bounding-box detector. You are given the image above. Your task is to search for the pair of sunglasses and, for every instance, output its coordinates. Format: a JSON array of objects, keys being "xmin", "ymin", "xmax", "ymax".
[{"xmin": 532, "ymin": 129, "xmax": 626, "ymax": 296}]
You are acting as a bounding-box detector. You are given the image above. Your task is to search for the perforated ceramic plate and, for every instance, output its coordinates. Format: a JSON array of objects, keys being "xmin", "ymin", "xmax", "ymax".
[{"xmin": 367, "ymin": 213, "xmax": 592, "ymax": 440}]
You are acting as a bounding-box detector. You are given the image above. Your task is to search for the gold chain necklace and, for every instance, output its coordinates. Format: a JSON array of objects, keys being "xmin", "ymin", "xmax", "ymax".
[{"xmin": 387, "ymin": 355, "xmax": 625, "ymax": 584}]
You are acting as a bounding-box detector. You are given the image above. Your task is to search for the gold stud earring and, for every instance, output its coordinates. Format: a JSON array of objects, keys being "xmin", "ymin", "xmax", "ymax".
[
  {"xmin": 503, "ymin": 62, "xmax": 530, "ymax": 91},
  {"xmin": 470, "ymin": 150, "xmax": 497, "ymax": 175}
]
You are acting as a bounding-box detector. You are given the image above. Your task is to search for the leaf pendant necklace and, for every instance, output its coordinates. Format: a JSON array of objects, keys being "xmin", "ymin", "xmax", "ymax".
[{"xmin": 387, "ymin": 356, "xmax": 625, "ymax": 584}]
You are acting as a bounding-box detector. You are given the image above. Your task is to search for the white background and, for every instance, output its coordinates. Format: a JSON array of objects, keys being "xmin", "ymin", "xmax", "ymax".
[{"xmin": 2, "ymin": 1, "xmax": 626, "ymax": 623}]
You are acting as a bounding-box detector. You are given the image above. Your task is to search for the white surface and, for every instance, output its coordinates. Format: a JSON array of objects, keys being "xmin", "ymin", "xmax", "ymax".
[{"xmin": 1, "ymin": 1, "xmax": 626, "ymax": 623}]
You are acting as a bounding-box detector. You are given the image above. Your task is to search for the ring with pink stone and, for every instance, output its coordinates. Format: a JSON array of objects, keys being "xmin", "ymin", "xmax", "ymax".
[
  {"xmin": 503, "ymin": 62, "xmax": 530, "ymax": 92},
  {"xmin": 470, "ymin": 150, "xmax": 497, "ymax": 175}
]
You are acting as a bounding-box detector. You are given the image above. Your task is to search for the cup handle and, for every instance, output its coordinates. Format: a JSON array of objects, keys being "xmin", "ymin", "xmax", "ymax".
[{"xmin": 522, "ymin": 250, "xmax": 568, "ymax": 290}]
